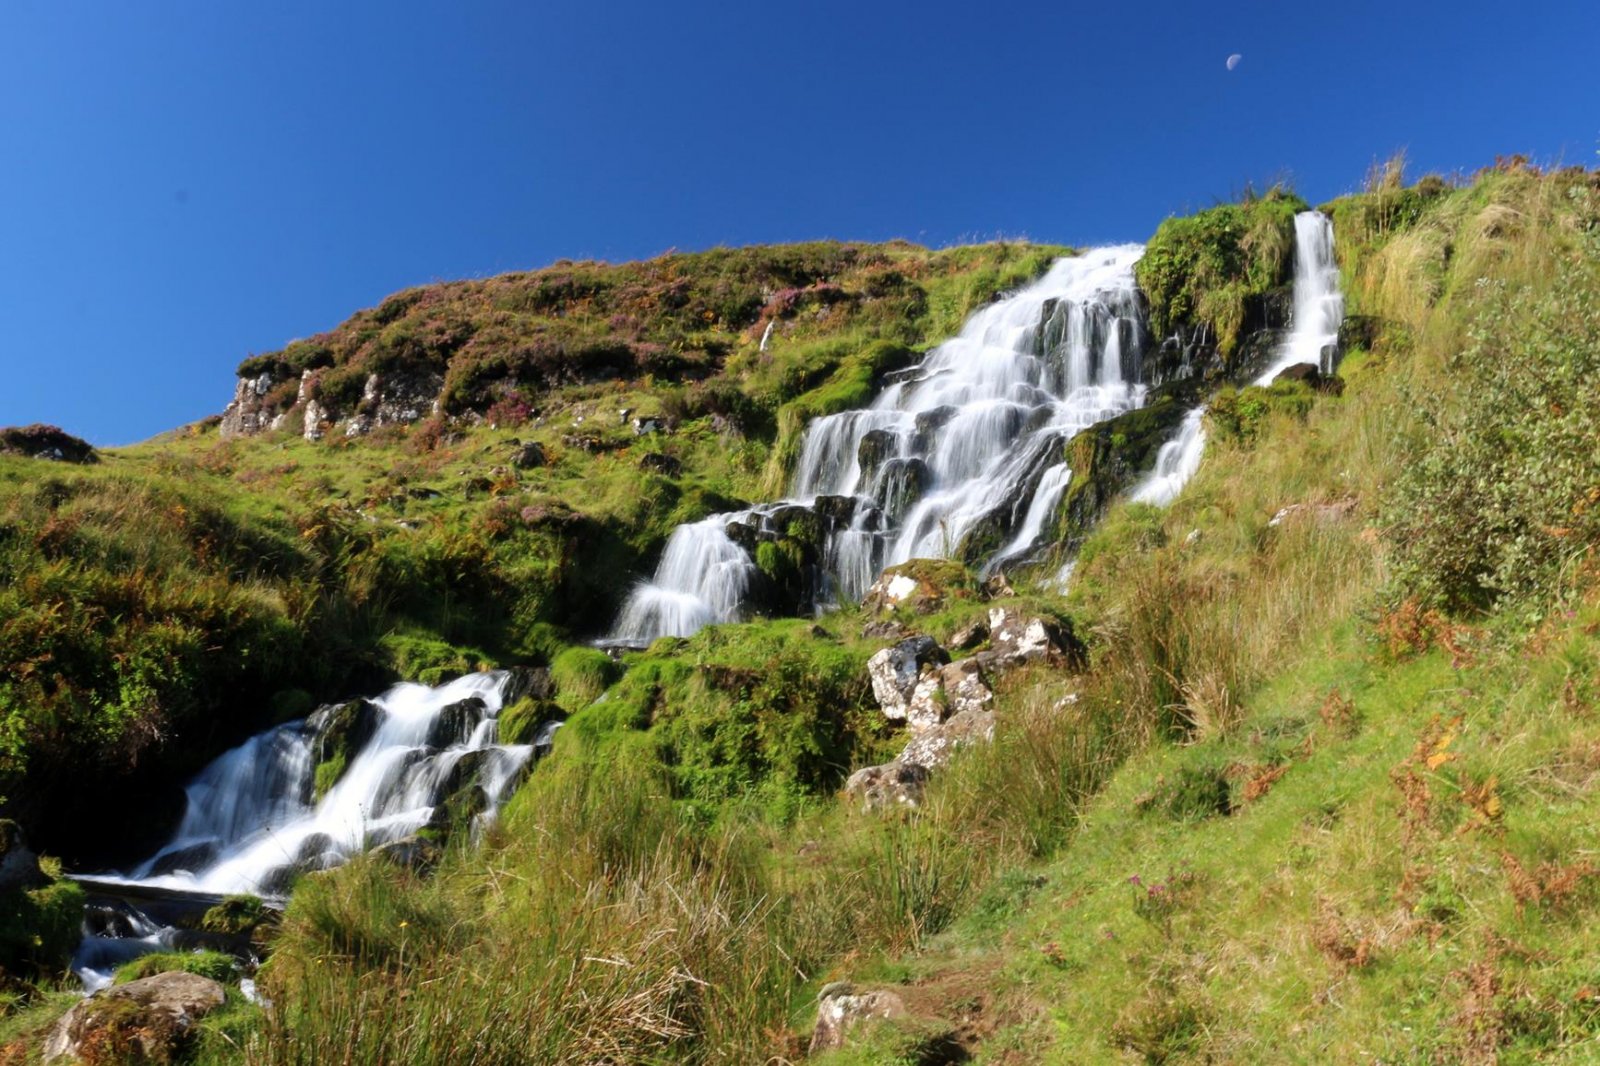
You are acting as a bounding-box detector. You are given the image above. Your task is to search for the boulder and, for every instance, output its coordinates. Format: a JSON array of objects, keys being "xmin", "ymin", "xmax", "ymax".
[
  {"xmin": 861, "ymin": 558, "xmax": 976, "ymax": 616},
  {"xmin": 810, "ymin": 983, "xmax": 909, "ymax": 1054},
  {"xmin": 511, "ymin": 440, "xmax": 547, "ymax": 469},
  {"xmin": 218, "ymin": 372, "xmax": 278, "ymax": 438},
  {"xmin": 866, "ymin": 636, "xmax": 948, "ymax": 720},
  {"xmin": 874, "ymin": 457, "xmax": 932, "ymax": 522},
  {"xmin": 425, "ymin": 696, "xmax": 488, "ymax": 749},
  {"xmin": 939, "ymin": 658, "xmax": 994, "ymax": 717},
  {"xmin": 856, "ymin": 429, "xmax": 898, "ymax": 486},
  {"xmin": 843, "ymin": 762, "xmax": 931, "ymax": 811},
  {"xmin": 42, "ymin": 971, "xmax": 226, "ymax": 1063},
  {"xmin": 947, "ymin": 617, "xmax": 989, "ymax": 651},
  {"xmin": 974, "ymin": 608, "xmax": 1079, "ymax": 670},
  {"xmin": 375, "ymin": 835, "xmax": 442, "ymax": 873},
  {"xmin": 899, "ymin": 708, "xmax": 996, "ymax": 770}
]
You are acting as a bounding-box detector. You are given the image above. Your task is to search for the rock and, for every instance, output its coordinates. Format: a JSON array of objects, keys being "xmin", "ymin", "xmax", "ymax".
[
  {"xmin": 638, "ymin": 452, "xmax": 680, "ymax": 477},
  {"xmin": 866, "ymin": 636, "xmax": 949, "ymax": 720},
  {"xmin": 0, "ymin": 819, "xmax": 45, "ymax": 892},
  {"xmin": 911, "ymin": 405, "xmax": 959, "ymax": 451},
  {"xmin": 502, "ymin": 666, "xmax": 556, "ymax": 703},
  {"xmin": 874, "ymin": 457, "xmax": 932, "ymax": 522},
  {"xmin": 425, "ymin": 696, "xmax": 488, "ymax": 749},
  {"xmin": 631, "ymin": 417, "xmax": 661, "ymax": 436},
  {"xmin": 859, "ymin": 619, "xmax": 908, "ymax": 641},
  {"xmin": 302, "ymin": 398, "xmax": 329, "ymax": 442},
  {"xmin": 903, "ymin": 671, "xmax": 948, "ymax": 734},
  {"xmin": 511, "ymin": 440, "xmax": 547, "ymax": 469},
  {"xmin": 948, "ymin": 618, "xmax": 988, "ymax": 651},
  {"xmin": 42, "ymin": 971, "xmax": 226, "ymax": 1063},
  {"xmin": 856, "ymin": 429, "xmax": 898, "ymax": 485},
  {"xmin": 975, "ymin": 608, "xmax": 1078, "ymax": 670},
  {"xmin": 810, "ymin": 984, "xmax": 909, "ymax": 1054},
  {"xmin": 219, "ymin": 372, "xmax": 278, "ymax": 438},
  {"xmin": 861, "ymin": 559, "xmax": 976, "ymax": 616},
  {"xmin": 1338, "ymin": 314, "xmax": 1382, "ymax": 353},
  {"xmin": 1267, "ymin": 498, "xmax": 1358, "ymax": 527},
  {"xmin": 308, "ymin": 698, "xmax": 383, "ymax": 789},
  {"xmin": 374, "ymin": 835, "xmax": 442, "ymax": 873},
  {"xmin": 144, "ymin": 841, "xmax": 219, "ymax": 878},
  {"xmin": 844, "ymin": 762, "xmax": 930, "ymax": 810},
  {"xmin": 939, "ymin": 658, "xmax": 994, "ymax": 717},
  {"xmin": 900, "ymin": 708, "xmax": 996, "ymax": 770},
  {"xmin": 1272, "ymin": 361, "xmax": 1344, "ymax": 395}
]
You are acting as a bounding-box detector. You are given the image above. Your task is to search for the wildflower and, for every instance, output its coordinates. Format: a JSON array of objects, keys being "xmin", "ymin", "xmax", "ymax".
[
  {"xmin": 1128, "ymin": 875, "xmax": 1142, "ymax": 886},
  {"xmin": 399, "ymin": 920, "xmax": 410, "ymax": 929}
]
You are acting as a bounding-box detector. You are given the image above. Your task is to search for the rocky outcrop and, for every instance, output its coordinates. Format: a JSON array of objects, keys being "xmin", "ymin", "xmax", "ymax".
[
  {"xmin": 340, "ymin": 370, "xmax": 445, "ymax": 437},
  {"xmin": 810, "ymin": 983, "xmax": 908, "ymax": 1055},
  {"xmin": 219, "ymin": 372, "xmax": 279, "ymax": 438},
  {"xmin": 848, "ymin": 607, "xmax": 1078, "ymax": 810},
  {"xmin": 42, "ymin": 971, "xmax": 226, "ymax": 1063},
  {"xmin": 0, "ymin": 424, "xmax": 98, "ymax": 464}
]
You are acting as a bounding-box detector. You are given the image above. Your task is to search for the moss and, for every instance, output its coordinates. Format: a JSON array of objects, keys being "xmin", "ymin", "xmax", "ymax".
[
  {"xmin": 1055, "ymin": 383, "xmax": 1196, "ymax": 545},
  {"xmin": 549, "ymin": 646, "xmax": 622, "ymax": 710},
  {"xmin": 498, "ymin": 697, "xmax": 563, "ymax": 745},
  {"xmin": 201, "ymin": 894, "xmax": 266, "ymax": 936},
  {"xmin": 1135, "ymin": 189, "xmax": 1306, "ymax": 359},
  {"xmin": 114, "ymin": 949, "xmax": 238, "ymax": 986},
  {"xmin": 0, "ymin": 877, "xmax": 85, "ymax": 978},
  {"xmin": 1207, "ymin": 380, "xmax": 1315, "ymax": 445}
]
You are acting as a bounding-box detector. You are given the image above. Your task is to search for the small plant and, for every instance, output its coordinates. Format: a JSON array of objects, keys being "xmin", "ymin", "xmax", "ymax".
[{"xmin": 1127, "ymin": 866, "xmax": 1197, "ymax": 939}]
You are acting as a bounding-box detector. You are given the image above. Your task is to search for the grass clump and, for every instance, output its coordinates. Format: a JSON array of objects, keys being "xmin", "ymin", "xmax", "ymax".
[{"xmin": 114, "ymin": 949, "xmax": 238, "ymax": 986}]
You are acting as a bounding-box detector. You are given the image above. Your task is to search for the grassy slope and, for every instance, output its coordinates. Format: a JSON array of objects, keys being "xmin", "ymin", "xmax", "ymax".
[{"xmin": 5, "ymin": 163, "xmax": 1599, "ymax": 1064}]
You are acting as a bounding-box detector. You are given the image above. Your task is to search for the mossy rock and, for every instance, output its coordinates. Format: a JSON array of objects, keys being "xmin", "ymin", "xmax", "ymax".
[
  {"xmin": 0, "ymin": 877, "xmax": 87, "ymax": 977},
  {"xmin": 862, "ymin": 558, "xmax": 979, "ymax": 615},
  {"xmin": 113, "ymin": 950, "xmax": 238, "ymax": 986},
  {"xmin": 549, "ymin": 647, "xmax": 622, "ymax": 710},
  {"xmin": 498, "ymin": 697, "xmax": 564, "ymax": 746},
  {"xmin": 308, "ymin": 699, "xmax": 382, "ymax": 800},
  {"xmin": 1056, "ymin": 381, "xmax": 1198, "ymax": 546},
  {"xmin": 199, "ymin": 895, "xmax": 266, "ymax": 937}
]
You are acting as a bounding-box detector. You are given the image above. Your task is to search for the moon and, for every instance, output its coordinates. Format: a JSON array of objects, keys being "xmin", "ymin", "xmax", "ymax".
[{"xmin": 1226, "ymin": 53, "xmax": 1242, "ymax": 71}]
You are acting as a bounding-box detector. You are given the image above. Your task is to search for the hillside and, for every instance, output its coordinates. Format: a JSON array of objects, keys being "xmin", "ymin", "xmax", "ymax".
[{"xmin": 2, "ymin": 158, "xmax": 1599, "ymax": 1064}]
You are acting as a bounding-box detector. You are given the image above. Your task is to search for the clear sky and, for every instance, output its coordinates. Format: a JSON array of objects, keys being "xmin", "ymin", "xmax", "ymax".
[{"xmin": 2, "ymin": 1, "xmax": 1596, "ymax": 445}]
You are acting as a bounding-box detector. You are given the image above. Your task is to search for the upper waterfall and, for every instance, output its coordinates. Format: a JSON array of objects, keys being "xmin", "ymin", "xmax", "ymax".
[
  {"xmin": 611, "ymin": 245, "xmax": 1151, "ymax": 642},
  {"xmin": 1257, "ymin": 211, "xmax": 1345, "ymax": 384}
]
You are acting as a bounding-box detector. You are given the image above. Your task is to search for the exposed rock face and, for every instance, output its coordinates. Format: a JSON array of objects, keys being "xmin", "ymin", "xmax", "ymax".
[
  {"xmin": 219, "ymin": 372, "xmax": 278, "ymax": 438},
  {"xmin": 425, "ymin": 696, "xmax": 488, "ymax": 750},
  {"xmin": 43, "ymin": 971, "xmax": 226, "ymax": 1063},
  {"xmin": 342, "ymin": 370, "xmax": 445, "ymax": 437},
  {"xmin": 809, "ymin": 983, "xmax": 908, "ymax": 1054},
  {"xmin": 975, "ymin": 607, "xmax": 1078, "ymax": 670},
  {"xmin": 0, "ymin": 424, "xmax": 98, "ymax": 464}
]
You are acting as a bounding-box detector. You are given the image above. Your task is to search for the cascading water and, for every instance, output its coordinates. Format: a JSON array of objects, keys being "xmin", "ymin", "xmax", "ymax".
[
  {"xmin": 71, "ymin": 671, "xmax": 553, "ymax": 989},
  {"xmin": 610, "ymin": 245, "xmax": 1152, "ymax": 642},
  {"xmin": 1130, "ymin": 406, "xmax": 1207, "ymax": 507},
  {"xmin": 1256, "ymin": 211, "xmax": 1345, "ymax": 384}
]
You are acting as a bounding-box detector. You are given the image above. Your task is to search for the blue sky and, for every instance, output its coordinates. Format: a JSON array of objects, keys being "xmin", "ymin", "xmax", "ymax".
[{"xmin": 2, "ymin": 1, "xmax": 1596, "ymax": 445}]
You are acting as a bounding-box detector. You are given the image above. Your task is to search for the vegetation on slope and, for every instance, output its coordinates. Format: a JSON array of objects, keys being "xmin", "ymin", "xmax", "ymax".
[{"xmin": 4, "ymin": 159, "xmax": 1599, "ymax": 1064}]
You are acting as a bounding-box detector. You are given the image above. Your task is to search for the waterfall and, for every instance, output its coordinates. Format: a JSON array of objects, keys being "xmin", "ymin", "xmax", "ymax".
[
  {"xmin": 1256, "ymin": 211, "xmax": 1345, "ymax": 384},
  {"xmin": 609, "ymin": 245, "xmax": 1149, "ymax": 642},
  {"xmin": 1130, "ymin": 406, "xmax": 1207, "ymax": 507},
  {"xmin": 72, "ymin": 671, "xmax": 553, "ymax": 989}
]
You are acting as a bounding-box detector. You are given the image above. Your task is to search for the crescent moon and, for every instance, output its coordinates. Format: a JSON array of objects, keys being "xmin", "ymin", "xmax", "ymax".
[{"xmin": 1226, "ymin": 54, "xmax": 1242, "ymax": 71}]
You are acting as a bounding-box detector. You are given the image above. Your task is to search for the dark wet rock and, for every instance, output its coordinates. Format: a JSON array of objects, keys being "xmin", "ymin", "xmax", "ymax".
[
  {"xmin": 511, "ymin": 440, "xmax": 546, "ymax": 469},
  {"xmin": 308, "ymin": 699, "xmax": 383, "ymax": 796},
  {"xmin": 638, "ymin": 452, "xmax": 681, "ymax": 476},
  {"xmin": 911, "ymin": 404, "xmax": 959, "ymax": 450},
  {"xmin": 1338, "ymin": 314, "xmax": 1382, "ymax": 353},
  {"xmin": 857, "ymin": 429, "xmax": 898, "ymax": 485},
  {"xmin": 0, "ymin": 424, "xmax": 98, "ymax": 464},
  {"xmin": 1273, "ymin": 362, "xmax": 1345, "ymax": 395},
  {"xmin": 43, "ymin": 971, "xmax": 226, "ymax": 1063},
  {"xmin": 875, "ymin": 457, "xmax": 932, "ymax": 523},
  {"xmin": 1056, "ymin": 380, "xmax": 1196, "ymax": 548},
  {"xmin": 812, "ymin": 494, "xmax": 860, "ymax": 526},
  {"xmin": 425, "ymin": 696, "xmax": 488, "ymax": 749},
  {"xmin": 145, "ymin": 841, "xmax": 219, "ymax": 878},
  {"xmin": 502, "ymin": 666, "xmax": 556, "ymax": 704}
]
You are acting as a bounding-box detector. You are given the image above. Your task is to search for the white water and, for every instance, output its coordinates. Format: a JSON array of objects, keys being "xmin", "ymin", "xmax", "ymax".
[
  {"xmin": 1256, "ymin": 211, "xmax": 1345, "ymax": 384},
  {"xmin": 73, "ymin": 671, "xmax": 549, "ymax": 988},
  {"xmin": 611, "ymin": 245, "xmax": 1150, "ymax": 640},
  {"xmin": 1130, "ymin": 406, "xmax": 1207, "ymax": 507}
]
